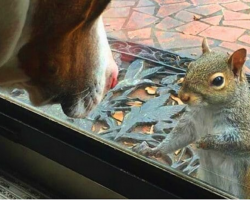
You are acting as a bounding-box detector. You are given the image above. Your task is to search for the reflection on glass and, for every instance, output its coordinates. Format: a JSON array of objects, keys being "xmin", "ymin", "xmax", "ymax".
[
  {"xmin": 133, "ymin": 38, "xmax": 250, "ymax": 199},
  {"xmin": 1, "ymin": 38, "xmax": 242, "ymax": 198},
  {"xmin": 102, "ymin": 0, "xmax": 250, "ymax": 198},
  {"xmin": 2, "ymin": 0, "xmax": 250, "ymax": 199}
]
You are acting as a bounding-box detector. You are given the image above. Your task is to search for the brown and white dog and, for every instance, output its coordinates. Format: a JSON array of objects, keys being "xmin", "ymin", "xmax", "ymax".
[{"xmin": 0, "ymin": 0, "xmax": 118, "ymax": 118}]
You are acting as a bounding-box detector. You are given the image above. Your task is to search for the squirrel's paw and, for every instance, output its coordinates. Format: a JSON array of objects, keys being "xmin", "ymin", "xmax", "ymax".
[
  {"xmin": 196, "ymin": 134, "xmax": 213, "ymax": 149},
  {"xmin": 196, "ymin": 140, "xmax": 207, "ymax": 149},
  {"xmin": 133, "ymin": 141, "xmax": 160, "ymax": 157}
]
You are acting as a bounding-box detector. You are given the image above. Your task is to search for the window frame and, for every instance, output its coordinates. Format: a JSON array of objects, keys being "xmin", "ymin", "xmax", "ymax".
[{"xmin": 0, "ymin": 96, "xmax": 234, "ymax": 199}]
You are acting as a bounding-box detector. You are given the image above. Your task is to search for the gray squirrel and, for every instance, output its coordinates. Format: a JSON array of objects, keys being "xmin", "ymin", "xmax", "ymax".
[{"xmin": 133, "ymin": 38, "xmax": 250, "ymax": 198}]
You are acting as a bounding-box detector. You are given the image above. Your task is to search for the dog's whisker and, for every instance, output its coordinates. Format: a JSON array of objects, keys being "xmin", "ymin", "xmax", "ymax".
[
  {"xmin": 72, "ymin": 87, "xmax": 90, "ymax": 96},
  {"xmin": 80, "ymin": 92, "xmax": 91, "ymax": 102},
  {"xmin": 70, "ymin": 91, "xmax": 90, "ymax": 110},
  {"xmin": 85, "ymin": 98, "xmax": 93, "ymax": 112},
  {"xmin": 40, "ymin": 94, "xmax": 57, "ymax": 106}
]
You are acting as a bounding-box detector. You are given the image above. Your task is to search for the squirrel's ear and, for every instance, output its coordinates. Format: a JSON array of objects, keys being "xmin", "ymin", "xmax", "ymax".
[
  {"xmin": 228, "ymin": 48, "xmax": 247, "ymax": 80},
  {"xmin": 202, "ymin": 38, "xmax": 211, "ymax": 54}
]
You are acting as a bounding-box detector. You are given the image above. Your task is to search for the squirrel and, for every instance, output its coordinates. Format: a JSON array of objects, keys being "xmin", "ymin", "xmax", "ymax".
[{"xmin": 133, "ymin": 38, "xmax": 250, "ymax": 198}]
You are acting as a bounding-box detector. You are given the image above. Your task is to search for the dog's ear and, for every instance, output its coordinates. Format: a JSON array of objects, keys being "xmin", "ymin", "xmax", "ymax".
[
  {"xmin": 85, "ymin": 0, "xmax": 111, "ymax": 23},
  {"xmin": 0, "ymin": 66, "xmax": 29, "ymax": 86},
  {"xmin": 65, "ymin": 0, "xmax": 111, "ymax": 34}
]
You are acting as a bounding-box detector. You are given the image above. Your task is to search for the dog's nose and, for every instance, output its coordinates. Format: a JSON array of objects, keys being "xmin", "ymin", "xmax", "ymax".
[
  {"xmin": 179, "ymin": 93, "xmax": 190, "ymax": 103},
  {"xmin": 111, "ymin": 75, "xmax": 118, "ymax": 89}
]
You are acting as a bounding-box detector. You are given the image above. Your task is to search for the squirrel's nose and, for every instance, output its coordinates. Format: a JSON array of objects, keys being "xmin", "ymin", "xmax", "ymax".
[{"xmin": 179, "ymin": 93, "xmax": 190, "ymax": 103}]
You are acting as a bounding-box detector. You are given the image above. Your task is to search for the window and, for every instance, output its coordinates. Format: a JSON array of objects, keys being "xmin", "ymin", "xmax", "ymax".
[{"xmin": 1, "ymin": 0, "xmax": 249, "ymax": 199}]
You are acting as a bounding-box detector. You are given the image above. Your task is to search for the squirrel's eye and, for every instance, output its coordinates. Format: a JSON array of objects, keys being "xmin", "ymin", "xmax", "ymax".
[
  {"xmin": 210, "ymin": 72, "xmax": 225, "ymax": 90},
  {"xmin": 212, "ymin": 76, "xmax": 224, "ymax": 86}
]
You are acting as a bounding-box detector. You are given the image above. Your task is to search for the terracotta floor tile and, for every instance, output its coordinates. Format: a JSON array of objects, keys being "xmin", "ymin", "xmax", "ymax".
[
  {"xmin": 201, "ymin": 15, "xmax": 222, "ymax": 25},
  {"xmin": 175, "ymin": 45, "xmax": 235, "ymax": 59},
  {"xmin": 128, "ymin": 28, "xmax": 152, "ymax": 40},
  {"xmin": 157, "ymin": 2, "xmax": 191, "ymax": 18},
  {"xmin": 155, "ymin": 31, "xmax": 208, "ymax": 49},
  {"xmin": 107, "ymin": 31, "xmax": 127, "ymax": 40},
  {"xmin": 110, "ymin": 1, "xmax": 136, "ymax": 8},
  {"xmin": 223, "ymin": 10, "xmax": 250, "ymax": 20},
  {"xmin": 199, "ymin": 26, "xmax": 245, "ymax": 42},
  {"xmin": 104, "ymin": 18, "xmax": 127, "ymax": 32},
  {"xmin": 221, "ymin": 2, "xmax": 249, "ymax": 11},
  {"xmin": 125, "ymin": 11, "xmax": 159, "ymax": 29},
  {"xmin": 212, "ymin": 46, "xmax": 233, "ymax": 54},
  {"xmin": 190, "ymin": 0, "xmax": 218, "ymax": 6},
  {"xmin": 223, "ymin": 20, "xmax": 250, "ymax": 30},
  {"xmin": 174, "ymin": 47, "xmax": 202, "ymax": 59},
  {"xmin": 133, "ymin": 6, "xmax": 156, "ymax": 15},
  {"xmin": 217, "ymin": 0, "xmax": 238, "ymax": 2},
  {"xmin": 175, "ymin": 10, "xmax": 201, "ymax": 22},
  {"xmin": 155, "ymin": 17, "xmax": 184, "ymax": 31},
  {"xmin": 103, "ymin": 0, "xmax": 250, "ymax": 66},
  {"xmin": 220, "ymin": 42, "xmax": 250, "ymax": 54},
  {"xmin": 154, "ymin": 0, "xmax": 185, "ymax": 5},
  {"xmin": 104, "ymin": 7, "xmax": 131, "ymax": 18},
  {"xmin": 137, "ymin": 39, "xmax": 155, "ymax": 47},
  {"xmin": 186, "ymin": 4, "xmax": 222, "ymax": 16},
  {"xmin": 137, "ymin": 0, "xmax": 155, "ymax": 7},
  {"xmin": 239, "ymin": 35, "xmax": 250, "ymax": 45},
  {"xmin": 176, "ymin": 21, "xmax": 210, "ymax": 35}
]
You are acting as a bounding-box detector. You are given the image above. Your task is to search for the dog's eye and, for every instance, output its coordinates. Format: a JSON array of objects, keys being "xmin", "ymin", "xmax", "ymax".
[{"xmin": 212, "ymin": 76, "xmax": 224, "ymax": 86}]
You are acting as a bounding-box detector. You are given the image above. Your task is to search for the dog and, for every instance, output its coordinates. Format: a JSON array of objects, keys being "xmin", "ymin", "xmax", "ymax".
[{"xmin": 0, "ymin": 0, "xmax": 118, "ymax": 118}]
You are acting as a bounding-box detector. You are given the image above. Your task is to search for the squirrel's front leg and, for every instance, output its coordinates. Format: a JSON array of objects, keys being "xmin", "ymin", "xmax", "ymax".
[
  {"xmin": 133, "ymin": 112, "xmax": 197, "ymax": 157},
  {"xmin": 196, "ymin": 131, "xmax": 250, "ymax": 155}
]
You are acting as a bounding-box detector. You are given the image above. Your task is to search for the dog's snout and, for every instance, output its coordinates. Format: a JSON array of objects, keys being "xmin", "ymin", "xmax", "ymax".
[
  {"xmin": 106, "ymin": 60, "xmax": 119, "ymax": 89},
  {"xmin": 110, "ymin": 74, "xmax": 118, "ymax": 89}
]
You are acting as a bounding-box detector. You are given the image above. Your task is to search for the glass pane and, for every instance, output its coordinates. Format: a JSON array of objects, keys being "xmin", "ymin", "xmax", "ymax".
[
  {"xmin": 1, "ymin": 0, "xmax": 250, "ymax": 198},
  {"xmin": 103, "ymin": 1, "xmax": 250, "ymax": 198}
]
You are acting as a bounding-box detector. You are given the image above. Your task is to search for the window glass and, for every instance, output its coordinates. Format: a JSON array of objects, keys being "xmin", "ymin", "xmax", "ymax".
[{"xmin": 1, "ymin": 0, "xmax": 250, "ymax": 199}]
